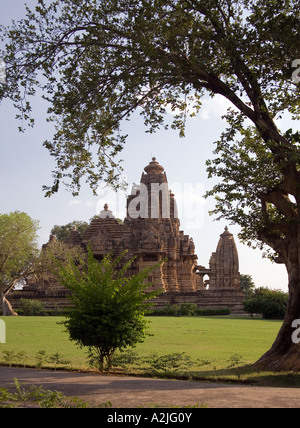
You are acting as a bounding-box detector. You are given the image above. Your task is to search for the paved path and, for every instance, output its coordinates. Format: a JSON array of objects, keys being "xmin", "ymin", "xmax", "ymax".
[{"xmin": 1, "ymin": 367, "xmax": 300, "ymax": 408}]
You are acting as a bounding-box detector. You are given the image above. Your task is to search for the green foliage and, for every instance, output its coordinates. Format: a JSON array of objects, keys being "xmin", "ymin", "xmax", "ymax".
[
  {"xmin": 150, "ymin": 304, "xmax": 230, "ymax": 317},
  {"xmin": 0, "ymin": 378, "xmax": 108, "ymax": 408},
  {"xmin": 0, "ymin": 348, "xmax": 70, "ymax": 370},
  {"xmin": 143, "ymin": 352, "xmax": 193, "ymax": 374},
  {"xmin": 240, "ymin": 275, "xmax": 256, "ymax": 299},
  {"xmin": 1, "ymin": 1, "xmax": 299, "ymax": 195},
  {"xmin": 111, "ymin": 349, "xmax": 142, "ymax": 369},
  {"xmin": 50, "ymin": 221, "xmax": 89, "ymax": 241},
  {"xmin": 1, "ymin": 350, "xmax": 17, "ymax": 367},
  {"xmin": 111, "ymin": 349, "xmax": 211, "ymax": 376},
  {"xmin": 47, "ymin": 352, "xmax": 70, "ymax": 370},
  {"xmin": 54, "ymin": 248, "xmax": 162, "ymax": 371},
  {"xmin": 0, "ymin": 211, "xmax": 39, "ymax": 291},
  {"xmin": 227, "ymin": 354, "xmax": 244, "ymax": 368},
  {"xmin": 243, "ymin": 287, "xmax": 289, "ymax": 319},
  {"xmin": 19, "ymin": 299, "xmax": 46, "ymax": 316},
  {"xmin": 0, "ymin": 211, "xmax": 40, "ymax": 315},
  {"xmin": 35, "ymin": 350, "xmax": 48, "ymax": 369}
]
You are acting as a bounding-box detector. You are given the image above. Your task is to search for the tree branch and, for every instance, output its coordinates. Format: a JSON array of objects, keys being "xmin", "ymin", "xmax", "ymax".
[{"xmin": 259, "ymin": 189, "xmax": 298, "ymax": 219}]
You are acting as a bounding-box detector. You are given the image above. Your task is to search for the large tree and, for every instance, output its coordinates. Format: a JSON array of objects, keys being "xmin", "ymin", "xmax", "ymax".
[
  {"xmin": 1, "ymin": 0, "xmax": 300, "ymax": 369},
  {"xmin": 0, "ymin": 211, "xmax": 39, "ymax": 316},
  {"xmin": 0, "ymin": 212, "xmax": 86, "ymax": 316},
  {"xmin": 206, "ymin": 127, "xmax": 300, "ymax": 370}
]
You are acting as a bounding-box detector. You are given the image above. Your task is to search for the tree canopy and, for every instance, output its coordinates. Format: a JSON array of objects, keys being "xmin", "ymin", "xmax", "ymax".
[
  {"xmin": 0, "ymin": 211, "xmax": 39, "ymax": 315},
  {"xmin": 1, "ymin": 0, "xmax": 299, "ymax": 195},
  {"xmin": 51, "ymin": 221, "xmax": 89, "ymax": 241}
]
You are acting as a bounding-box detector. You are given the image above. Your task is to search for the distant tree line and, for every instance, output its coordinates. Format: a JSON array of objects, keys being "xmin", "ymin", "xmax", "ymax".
[{"xmin": 240, "ymin": 274, "xmax": 288, "ymax": 319}]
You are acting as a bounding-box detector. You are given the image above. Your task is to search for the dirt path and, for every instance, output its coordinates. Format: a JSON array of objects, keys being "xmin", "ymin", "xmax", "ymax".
[{"xmin": 1, "ymin": 366, "xmax": 300, "ymax": 408}]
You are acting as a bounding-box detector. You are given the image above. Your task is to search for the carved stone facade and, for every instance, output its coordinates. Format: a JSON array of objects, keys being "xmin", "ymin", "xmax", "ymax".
[
  {"xmin": 81, "ymin": 158, "xmax": 200, "ymax": 294},
  {"xmin": 12, "ymin": 158, "xmax": 244, "ymax": 313}
]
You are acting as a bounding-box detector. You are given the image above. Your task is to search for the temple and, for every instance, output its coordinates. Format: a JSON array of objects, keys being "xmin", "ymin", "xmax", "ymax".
[{"xmin": 11, "ymin": 158, "xmax": 245, "ymax": 313}]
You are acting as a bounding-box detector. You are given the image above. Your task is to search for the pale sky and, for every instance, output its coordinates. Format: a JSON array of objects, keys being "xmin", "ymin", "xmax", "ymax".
[{"xmin": 0, "ymin": 1, "xmax": 289, "ymax": 291}]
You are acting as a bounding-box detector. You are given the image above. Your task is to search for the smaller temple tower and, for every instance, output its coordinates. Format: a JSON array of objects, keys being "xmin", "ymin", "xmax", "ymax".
[{"xmin": 209, "ymin": 226, "xmax": 240, "ymax": 290}]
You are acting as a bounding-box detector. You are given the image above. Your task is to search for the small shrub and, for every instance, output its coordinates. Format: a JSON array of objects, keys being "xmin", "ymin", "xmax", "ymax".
[
  {"xmin": 16, "ymin": 351, "xmax": 29, "ymax": 368},
  {"xmin": 227, "ymin": 354, "xmax": 244, "ymax": 368},
  {"xmin": 179, "ymin": 303, "xmax": 198, "ymax": 316},
  {"xmin": 111, "ymin": 350, "xmax": 141, "ymax": 369},
  {"xmin": 19, "ymin": 299, "xmax": 46, "ymax": 316},
  {"xmin": 1, "ymin": 350, "xmax": 16, "ymax": 367},
  {"xmin": 143, "ymin": 352, "xmax": 193, "ymax": 373},
  {"xmin": 195, "ymin": 308, "xmax": 230, "ymax": 316},
  {"xmin": 0, "ymin": 378, "xmax": 109, "ymax": 408},
  {"xmin": 150, "ymin": 306, "xmax": 230, "ymax": 317},
  {"xmin": 35, "ymin": 350, "xmax": 48, "ymax": 369},
  {"xmin": 48, "ymin": 352, "xmax": 70, "ymax": 370}
]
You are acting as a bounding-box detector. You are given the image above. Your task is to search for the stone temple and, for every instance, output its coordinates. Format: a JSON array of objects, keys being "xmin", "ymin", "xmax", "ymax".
[{"xmin": 11, "ymin": 158, "xmax": 244, "ymax": 313}]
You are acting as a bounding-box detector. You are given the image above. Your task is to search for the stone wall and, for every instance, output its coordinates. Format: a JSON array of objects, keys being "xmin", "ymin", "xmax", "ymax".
[{"xmin": 9, "ymin": 288, "xmax": 245, "ymax": 315}]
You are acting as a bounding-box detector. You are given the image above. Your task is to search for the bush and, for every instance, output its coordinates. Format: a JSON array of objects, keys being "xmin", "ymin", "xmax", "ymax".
[
  {"xmin": 143, "ymin": 352, "xmax": 193, "ymax": 373},
  {"xmin": 243, "ymin": 287, "xmax": 288, "ymax": 319},
  {"xmin": 150, "ymin": 304, "xmax": 230, "ymax": 317},
  {"xmin": 19, "ymin": 299, "xmax": 46, "ymax": 316},
  {"xmin": 179, "ymin": 303, "xmax": 198, "ymax": 316},
  {"xmin": 195, "ymin": 308, "xmax": 230, "ymax": 316},
  {"xmin": 0, "ymin": 379, "xmax": 103, "ymax": 408},
  {"xmin": 55, "ymin": 248, "xmax": 161, "ymax": 372},
  {"xmin": 111, "ymin": 350, "xmax": 141, "ymax": 369}
]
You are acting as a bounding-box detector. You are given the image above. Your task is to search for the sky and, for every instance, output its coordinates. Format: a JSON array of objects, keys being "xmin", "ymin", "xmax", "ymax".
[{"xmin": 0, "ymin": 1, "xmax": 290, "ymax": 292}]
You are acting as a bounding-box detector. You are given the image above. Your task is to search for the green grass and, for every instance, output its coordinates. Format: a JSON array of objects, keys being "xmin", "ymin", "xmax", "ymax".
[
  {"xmin": 0, "ymin": 315, "xmax": 281, "ymax": 369},
  {"xmin": 137, "ymin": 316, "xmax": 281, "ymax": 368},
  {"xmin": 0, "ymin": 316, "xmax": 87, "ymax": 369},
  {"xmin": 2, "ymin": 315, "xmax": 300, "ymax": 387}
]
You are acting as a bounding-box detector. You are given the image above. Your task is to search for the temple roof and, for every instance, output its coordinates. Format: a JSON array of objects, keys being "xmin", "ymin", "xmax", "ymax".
[
  {"xmin": 220, "ymin": 226, "xmax": 233, "ymax": 238},
  {"xmin": 144, "ymin": 157, "xmax": 164, "ymax": 175}
]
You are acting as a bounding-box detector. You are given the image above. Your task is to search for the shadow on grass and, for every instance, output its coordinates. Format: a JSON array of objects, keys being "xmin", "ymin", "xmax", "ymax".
[{"xmin": 185, "ymin": 365, "xmax": 300, "ymax": 388}]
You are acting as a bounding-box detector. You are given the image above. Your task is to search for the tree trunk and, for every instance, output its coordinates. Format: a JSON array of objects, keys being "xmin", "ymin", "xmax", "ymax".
[
  {"xmin": 1, "ymin": 293, "xmax": 18, "ymax": 316},
  {"xmin": 253, "ymin": 240, "xmax": 300, "ymax": 371}
]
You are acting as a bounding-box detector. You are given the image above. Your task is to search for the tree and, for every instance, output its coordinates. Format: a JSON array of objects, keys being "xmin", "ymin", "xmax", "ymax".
[
  {"xmin": 243, "ymin": 287, "xmax": 289, "ymax": 319},
  {"xmin": 51, "ymin": 221, "xmax": 89, "ymax": 241},
  {"xmin": 0, "ymin": 212, "xmax": 86, "ymax": 316},
  {"xmin": 1, "ymin": 0, "xmax": 300, "ymax": 369},
  {"xmin": 240, "ymin": 274, "xmax": 256, "ymax": 299},
  {"xmin": 0, "ymin": 211, "xmax": 39, "ymax": 316},
  {"xmin": 205, "ymin": 126, "xmax": 300, "ymax": 370},
  {"xmin": 37, "ymin": 234, "xmax": 87, "ymax": 283},
  {"xmin": 54, "ymin": 248, "xmax": 161, "ymax": 372}
]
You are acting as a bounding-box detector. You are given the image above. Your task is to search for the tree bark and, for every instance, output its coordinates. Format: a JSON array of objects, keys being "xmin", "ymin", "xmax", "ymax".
[
  {"xmin": 1, "ymin": 293, "xmax": 18, "ymax": 316},
  {"xmin": 253, "ymin": 238, "xmax": 300, "ymax": 371}
]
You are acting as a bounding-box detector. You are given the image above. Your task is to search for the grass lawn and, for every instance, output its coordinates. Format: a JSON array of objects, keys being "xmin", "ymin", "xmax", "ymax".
[
  {"xmin": 138, "ymin": 316, "xmax": 282, "ymax": 368},
  {"xmin": 0, "ymin": 316, "xmax": 88, "ymax": 369},
  {"xmin": 2, "ymin": 315, "xmax": 300, "ymax": 387},
  {"xmin": 0, "ymin": 315, "xmax": 289, "ymax": 383},
  {"xmin": 0, "ymin": 315, "xmax": 282, "ymax": 370}
]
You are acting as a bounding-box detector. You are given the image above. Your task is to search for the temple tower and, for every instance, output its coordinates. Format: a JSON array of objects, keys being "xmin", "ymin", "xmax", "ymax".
[
  {"xmin": 124, "ymin": 158, "xmax": 197, "ymax": 293},
  {"xmin": 126, "ymin": 157, "xmax": 177, "ymax": 220},
  {"xmin": 209, "ymin": 226, "xmax": 240, "ymax": 290}
]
